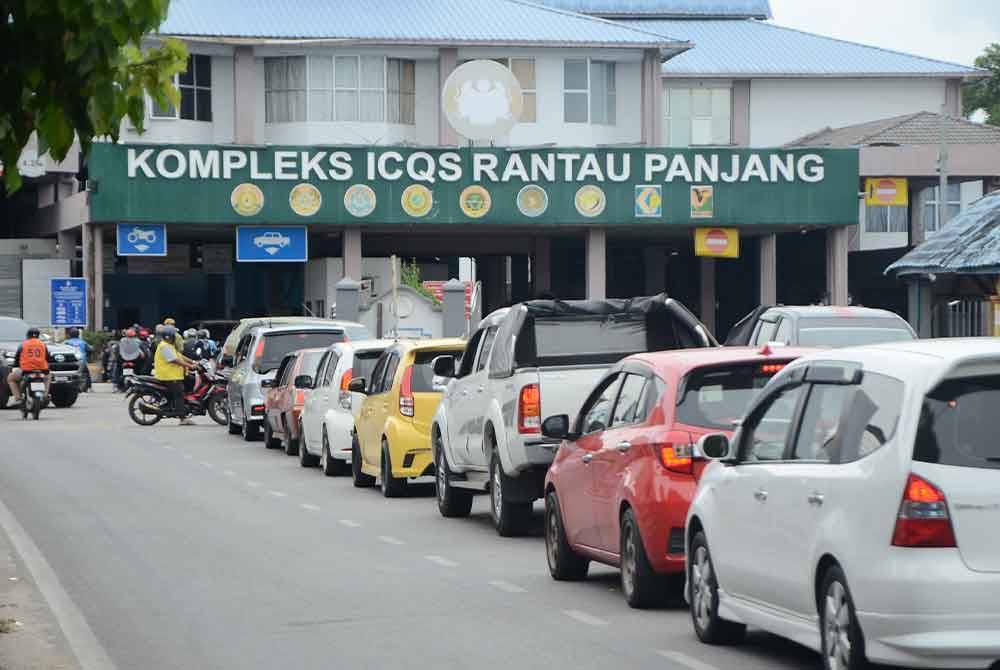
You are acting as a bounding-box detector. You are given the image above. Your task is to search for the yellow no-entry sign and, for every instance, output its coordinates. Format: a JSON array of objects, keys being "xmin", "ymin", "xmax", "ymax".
[
  {"xmin": 695, "ymin": 227, "xmax": 740, "ymax": 258},
  {"xmin": 865, "ymin": 177, "xmax": 908, "ymax": 207}
]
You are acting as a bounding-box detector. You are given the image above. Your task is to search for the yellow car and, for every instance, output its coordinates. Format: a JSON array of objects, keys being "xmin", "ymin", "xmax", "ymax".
[{"xmin": 350, "ymin": 338, "xmax": 465, "ymax": 497}]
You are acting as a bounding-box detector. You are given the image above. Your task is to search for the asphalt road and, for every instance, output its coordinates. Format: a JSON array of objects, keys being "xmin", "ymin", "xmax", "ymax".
[{"xmin": 0, "ymin": 389, "xmax": 824, "ymax": 670}]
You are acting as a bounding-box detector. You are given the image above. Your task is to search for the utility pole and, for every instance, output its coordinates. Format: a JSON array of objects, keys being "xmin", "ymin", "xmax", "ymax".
[{"xmin": 937, "ymin": 103, "xmax": 949, "ymax": 233}]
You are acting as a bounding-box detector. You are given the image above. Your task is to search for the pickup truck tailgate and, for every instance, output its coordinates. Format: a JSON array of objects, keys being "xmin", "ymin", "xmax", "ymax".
[{"xmin": 535, "ymin": 364, "xmax": 610, "ymax": 423}]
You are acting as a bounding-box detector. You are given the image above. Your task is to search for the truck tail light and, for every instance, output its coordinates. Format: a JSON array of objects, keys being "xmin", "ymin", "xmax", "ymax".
[
  {"xmin": 295, "ymin": 390, "xmax": 305, "ymax": 405},
  {"xmin": 658, "ymin": 442, "xmax": 693, "ymax": 474},
  {"xmin": 339, "ymin": 369, "xmax": 353, "ymax": 409},
  {"xmin": 518, "ymin": 383, "xmax": 541, "ymax": 434},
  {"xmin": 254, "ymin": 338, "xmax": 265, "ymax": 361},
  {"xmin": 399, "ymin": 367, "xmax": 414, "ymax": 417},
  {"xmin": 892, "ymin": 474, "xmax": 956, "ymax": 548}
]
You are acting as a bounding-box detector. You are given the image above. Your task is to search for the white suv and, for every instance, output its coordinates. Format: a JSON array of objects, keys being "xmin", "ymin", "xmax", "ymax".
[{"xmin": 686, "ymin": 338, "xmax": 1000, "ymax": 670}]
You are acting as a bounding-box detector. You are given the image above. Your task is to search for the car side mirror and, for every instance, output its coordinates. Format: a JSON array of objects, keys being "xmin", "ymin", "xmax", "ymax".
[
  {"xmin": 294, "ymin": 375, "xmax": 313, "ymax": 389},
  {"xmin": 261, "ymin": 378, "xmax": 276, "ymax": 388},
  {"xmin": 348, "ymin": 377, "xmax": 367, "ymax": 394},
  {"xmin": 541, "ymin": 414, "xmax": 572, "ymax": 440},
  {"xmin": 432, "ymin": 355, "xmax": 456, "ymax": 378},
  {"xmin": 695, "ymin": 433, "xmax": 732, "ymax": 460}
]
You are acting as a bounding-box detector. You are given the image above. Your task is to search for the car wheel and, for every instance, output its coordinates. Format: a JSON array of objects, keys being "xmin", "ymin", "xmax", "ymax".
[
  {"xmin": 283, "ymin": 417, "xmax": 299, "ymax": 456},
  {"xmin": 489, "ymin": 449, "xmax": 531, "ymax": 537},
  {"xmin": 351, "ymin": 433, "xmax": 375, "ymax": 488},
  {"xmin": 380, "ymin": 440, "xmax": 407, "ymax": 498},
  {"xmin": 299, "ymin": 422, "xmax": 319, "ymax": 468},
  {"xmin": 689, "ymin": 531, "xmax": 746, "ymax": 645},
  {"xmin": 241, "ymin": 419, "xmax": 260, "ymax": 442},
  {"xmin": 321, "ymin": 429, "xmax": 349, "ymax": 477},
  {"xmin": 544, "ymin": 491, "xmax": 589, "ymax": 580},
  {"xmin": 620, "ymin": 508, "xmax": 669, "ymax": 609},
  {"xmin": 264, "ymin": 420, "xmax": 281, "ymax": 449},
  {"xmin": 50, "ymin": 388, "xmax": 78, "ymax": 408},
  {"xmin": 434, "ymin": 432, "xmax": 472, "ymax": 518},
  {"xmin": 0, "ymin": 387, "xmax": 9, "ymax": 410},
  {"xmin": 820, "ymin": 565, "xmax": 868, "ymax": 670},
  {"xmin": 228, "ymin": 419, "xmax": 241, "ymax": 435}
]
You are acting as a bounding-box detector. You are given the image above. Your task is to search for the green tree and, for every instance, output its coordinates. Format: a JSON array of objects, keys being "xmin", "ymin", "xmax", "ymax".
[
  {"xmin": 963, "ymin": 43, "xmax": 1000, "ymax": 126},
  {"xmin": 400, "ymin": 258, "xmax": 440, "ymax": 304},
  {"xmin": 0, "ymin": 1, "xmax": 188, "ymax": 191}
]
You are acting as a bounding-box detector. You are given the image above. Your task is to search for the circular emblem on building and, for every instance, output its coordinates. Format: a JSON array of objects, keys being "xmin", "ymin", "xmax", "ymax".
[
  {"xmin": 231, "ymin": 183, "xmax": 264, "ymax": 217},
  {"xmin": 401, "ymin": 184, "xmax": 433, "ymax": 218},
  {"xmin": 460, "ymin": 185, "xmax": 492, "ymax": 219},
  {"xmin": 289, "ymin": 183, "xmax": 322, "ymax": 217},
  {"xmin": 516, "ymin": 185, "xmax": 548, "ymax": 218},
  {"xmin": 575, "ymin": 185, "xmax": 606, "ymax": 218},
  {"xmin": 344, "ymin": 184, "xmax": 377, "ymax": 218},
  {"xmin": 442, "ymin": 60, "xmax": 524, "ymax": 141}
]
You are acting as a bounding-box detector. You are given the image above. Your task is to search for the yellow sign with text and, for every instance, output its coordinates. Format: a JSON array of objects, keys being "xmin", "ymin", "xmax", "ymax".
[
  {"xmin": 695, "ymin": 227, "xmax": 740, "ymax": 258},
  {"xmin": 865, "ymin": 177, "xmax": 908, "ymax": 207}
]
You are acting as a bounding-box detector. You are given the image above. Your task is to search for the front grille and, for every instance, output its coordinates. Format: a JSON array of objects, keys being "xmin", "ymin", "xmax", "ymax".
[{"xmin": 668, "ymin": 528, "xmax": 686, "ymax": 556}]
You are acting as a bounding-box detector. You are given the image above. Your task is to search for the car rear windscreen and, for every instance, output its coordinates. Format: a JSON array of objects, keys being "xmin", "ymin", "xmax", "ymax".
[
  {"xmin": 676, "ymin": 361, "xmax": 793, "ymax": 430},
  {"xmin": 255, "ymin": 331, "xmax": 344, "ymax": 372},
  {"xmin": 797, "ymin": 318, "xmax": 914, "ymax": 348},
  {"xmin": 915, "ymin": 375, "xmax": 1000, "ymax": 470},
  {"xmin": 411, "ymin": 350, "xmax": 462, "ymax": 393},
  {"xmin": 352, "ymin": 350, "xmax": 382, "ymax": 381},
  {"xmin": 299, "ymin": 350, "xmax": 326, "ymax": 378}
]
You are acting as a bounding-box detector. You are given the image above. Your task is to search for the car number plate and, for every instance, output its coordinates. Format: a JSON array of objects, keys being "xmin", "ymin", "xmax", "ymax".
[
  {"xmin": 29, "ymin": 382, "xmax": 45, "ymax": 393},
  {"xmin": 123, "ymin": 368, "xmax": 135, "ymax": 376}
]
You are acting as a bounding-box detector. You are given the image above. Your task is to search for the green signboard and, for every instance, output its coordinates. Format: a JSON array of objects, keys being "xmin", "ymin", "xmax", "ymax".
[{"xmin": 89, "ymin": 144, "xmax": 859, "ymax": 227}]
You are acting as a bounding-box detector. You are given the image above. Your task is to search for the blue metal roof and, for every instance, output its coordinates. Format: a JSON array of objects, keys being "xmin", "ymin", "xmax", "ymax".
[
  {"xmin": 621, "ymin": 19, "xmax": 981, "ymax": 76},
  {"xmin": 541, "ymin": 0, "xmax": 771, "ymax": 18},
  {"xmin": 158, "ymin": 0, "xmax": 688, "ymax": 47}
]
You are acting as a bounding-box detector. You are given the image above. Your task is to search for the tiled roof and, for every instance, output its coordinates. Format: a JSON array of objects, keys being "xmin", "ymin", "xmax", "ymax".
[
  {"xmin": 619, "ymin": 19, "xmax": 983, "ymax": 77},
  {"xmin": 787, "ymin": 112, "xmax": 1000, "ymax": 147},
  {"xmin": 540, "ymin": 0, "xmax": 771, "ymax": 18},
  {"xmin": 157, "ymin": 0, "xmax": 688, "ymax": 47}
]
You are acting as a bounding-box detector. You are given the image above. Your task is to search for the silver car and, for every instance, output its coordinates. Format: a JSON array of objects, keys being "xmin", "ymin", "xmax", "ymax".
[{"xmin": 226, "ymin": 323, "xmax": 370, "ymax": 441}]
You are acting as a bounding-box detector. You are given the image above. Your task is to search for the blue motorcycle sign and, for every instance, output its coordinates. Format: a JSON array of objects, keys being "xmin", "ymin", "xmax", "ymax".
[{"xmin": 117, "ymin": 223, "xmax": 167, "ymax": 256}]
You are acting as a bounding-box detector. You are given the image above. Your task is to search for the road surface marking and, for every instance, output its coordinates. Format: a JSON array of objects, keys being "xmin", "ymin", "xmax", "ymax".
[
  {"xmin": 246, "ymin": 481, "xmax": 260, "ymax": 488},
  {"xmin": 656, "ymin": 651, "xmax": 720, "ymax": 670},
  {"xmin": 489, "ymin": 580, "xmax": 526, "ymax": 594},
  {"xmin": 562, "ymin": 610, "xmax": 608, "ymax": 626},
  {"xmin": 163, "ymin": 445, "xmax": 175, "ymax": 451},
  {"xmin": 424, "ymin": 555, "xmax": 459, "ymax": 568},
  {"xmin": 300, "ymin": 504, "xmax": 321, "ymax": 512},
  {"xmin": 0, "ymin": 496, "xmax": 117, "ymax": 670},
  {"xmin": 267, "ymin": 490, "xmax": 288, "ymax": 498},
  {"xmin": 378, "ymin": 535, "xmax": 405, "ymax": 545},
  {"xmin": 338, "ymin": 519, "xmax": 361, "ymax": 528},
  {"xmin": 182, "ymin": 454, "xmax": 193, "ymax": 460},
  {"xmin": 199, "ymin": 462, "xmax": 213, "ymax": 469},
  {"xmin": 223, "ymin": 470, "xmax": 236, "ymax": 477}
]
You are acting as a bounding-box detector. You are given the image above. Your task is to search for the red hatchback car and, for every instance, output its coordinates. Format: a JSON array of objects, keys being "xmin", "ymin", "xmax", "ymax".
[
  {"xmin": 263, "ymin": 348, "xmax": 326, "ymax": 456},
  {"xmin": 542, "ymin": 346, "xmax": 813, "ymax": 608}
]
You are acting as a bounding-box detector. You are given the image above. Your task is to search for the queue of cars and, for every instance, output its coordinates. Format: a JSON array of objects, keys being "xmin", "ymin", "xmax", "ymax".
[{"xmin": 218, "ymin": 302, "xmax": 1000, "ymax": 670}]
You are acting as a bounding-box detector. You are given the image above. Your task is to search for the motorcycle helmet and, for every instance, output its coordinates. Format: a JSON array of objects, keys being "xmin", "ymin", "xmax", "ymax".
[
  {"xmin": 68, "ymin": 327, "xmax": 80, "ymax": 338},
  {"xmin": 125, "ymin": 328, "xmax": 137, "ymax": 338},
  {"xmin": 183, "ymin": 328, "xmax": 197, "ymax": 339},
  {"xmin": 26, "ymin": 327, "xmax": 41, "ymax": 338},
  {"xmin": 139, "ymin": 328, "xmax": 150, "ymax": 338},
  {"xmin": 162, "ymin": 325, "xmax": 178, "ymax": 339},
  {"xmin": 198, "ymin": 329, "xmax": 210, "ymax": 339}
]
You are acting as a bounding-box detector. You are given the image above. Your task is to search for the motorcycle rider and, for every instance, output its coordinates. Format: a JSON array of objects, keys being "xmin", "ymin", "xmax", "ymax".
[
  {"xmin": 117, "ymin": 328, "xmax": 146, "ymax": 390},
  {"xmin": 6, "ymin": 328, "xmax": 50, "ymax": 405},
  {"xmin": 63, "ymin": 327, "xmax": 92, "ymax": 392},
  {"xmin": 199, "ymin": 329, "xmax": 218, "ymax": 359},
  {"xmin": 154, "ymin": 325, "xmax": 197, "ymax": 426}
]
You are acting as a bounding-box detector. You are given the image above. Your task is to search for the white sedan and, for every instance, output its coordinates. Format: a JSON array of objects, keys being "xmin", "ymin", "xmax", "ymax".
[{"xmin": 686, "ymin": 338, "xmax": 1000, "ymax": 670}]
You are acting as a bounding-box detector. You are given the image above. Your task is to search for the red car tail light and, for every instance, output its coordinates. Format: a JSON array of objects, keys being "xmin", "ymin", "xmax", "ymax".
[
  {"xmin": 658, "ymin": 442, "xmax": 693, "ymax": 474},
  {"xmin": 295, "ymin": 390, "xmax": 305, "ymax": 406},
  {"xmin": 399, "ymin": 366, "xmax": 414, "ymax": 417},
  {"xmin": 892, "ymin": 473, "xmax": 957, "ymax": 548},
  {"xmin": 339, "ymin": 369, "xmax": 353, "ymax": 409},
  {"xmin": 518, "ymin": 383, "xmax": 541, "ymax": 434}
]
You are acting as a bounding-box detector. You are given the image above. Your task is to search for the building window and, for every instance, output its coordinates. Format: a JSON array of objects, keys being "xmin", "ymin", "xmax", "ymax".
[
  {"xmin": 563, "ymin": 59, "xmax": 615, "ymax": 125},
  {"xmin": 387, "ymin": 58, "xmax": 416, "ymax": 124},
  {"xmin": 920, "ymin": 183, "xmax": 961, "ymax": 234},
  {"xmin": 665, "ymin": 87, "xmax": 731, "ymax": 146},
  {"xmin": 865, "ymin": 205, "xmax": 908, "ymax": 233},
  {"xmin": 151, "ymin": 54, "xmax": 212, "ymax": 121},
  {"xmin": 265, "ymin": 56, "xmax": 307, "ymax": 123}
]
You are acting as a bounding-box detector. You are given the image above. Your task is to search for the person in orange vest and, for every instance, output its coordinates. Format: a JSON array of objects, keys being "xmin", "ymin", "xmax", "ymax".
[{"xmin": 6, "ymin": 327, "xmax": 50, "ymax": 404}]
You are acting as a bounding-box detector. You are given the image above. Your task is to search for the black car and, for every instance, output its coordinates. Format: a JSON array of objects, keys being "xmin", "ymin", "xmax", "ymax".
[{"xmin": 0, "ymin": 316, "xmax": 82, "ymax": 408}]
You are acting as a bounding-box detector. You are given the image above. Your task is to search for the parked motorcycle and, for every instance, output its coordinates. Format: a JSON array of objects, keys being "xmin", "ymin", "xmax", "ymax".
[
  {"xmin": 125, "ymin": 361, "xmax": 228, "ymax": 426},
  {"xmin": 19, "ymin": 371, "xmax": 47, "ymax": 421}
]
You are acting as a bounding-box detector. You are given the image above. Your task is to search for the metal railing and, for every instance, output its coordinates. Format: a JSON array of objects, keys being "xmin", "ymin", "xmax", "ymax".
[{"xmin": 934, "ymin": 299, "xmax": 992, "ymax": 338}]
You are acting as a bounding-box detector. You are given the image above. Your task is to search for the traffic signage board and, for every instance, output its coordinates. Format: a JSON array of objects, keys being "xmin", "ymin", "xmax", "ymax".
[
  {"xmin": 117, "ymin": 223, "xmax": 167, "ymax": 256},
  {"xmin": 50, "ymin": 277, "xmax": 87, "ymax": 327},
  {"xmin": 236, "ymin": 226, "xmax": 308, "ymax": 263}
]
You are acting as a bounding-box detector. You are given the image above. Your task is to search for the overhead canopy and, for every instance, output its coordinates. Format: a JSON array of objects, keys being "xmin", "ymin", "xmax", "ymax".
[{"xmin": 886, "ymin": 192, "xmax": 1000, "ymax": 277}]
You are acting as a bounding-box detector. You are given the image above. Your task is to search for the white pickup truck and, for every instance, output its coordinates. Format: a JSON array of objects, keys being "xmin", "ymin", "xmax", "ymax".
[{"xmin": 430, "ymin": 295, "xmax": 716, "ymax": 536}]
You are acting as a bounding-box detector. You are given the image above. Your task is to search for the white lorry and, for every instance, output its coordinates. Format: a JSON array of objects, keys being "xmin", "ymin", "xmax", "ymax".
[{"xmin": 430, "ymin": 295, "xmax": 716, "ymax": 536}]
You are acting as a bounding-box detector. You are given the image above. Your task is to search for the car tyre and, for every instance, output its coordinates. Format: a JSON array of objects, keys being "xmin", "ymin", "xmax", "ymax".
[
  {"xmin": 820, "ymin": 565, "xmax": 868, "ymax": 670},
  {"xmin": 351, "ymin": 433, "xmax": 375, "ymax": 488},
  {"xmin": 544, "ymin": 491, "xmax": 589, "ymax": 581},
  {"xmin": 299, "ymin": 422, "xmax": 319, "ymax": 468},
  {"xmin": 241, "ymin": 418, "xmax": 260, "ymax": 442},
  {"xmin": 434, "ymin": 432, "xmax": 472, "ymax": 518},
  {"xmin": 489, "ymin": 450, "xmax": 531, "ymax": 537},
  {"xmin": 620, "ymin": 508, "xmax": 669, "ymax": 609},
  {"xmin": 283, "ymin": 417, "xmax": 299, "ymax": 456},
  {"xmin": 380, "ymin": 440, "xmax": 407, "ymax": 498},
  {"xmin": 689, "ymin": 531, "xmax": 746, "ymax": 645},
  {"xmin": 264, "ymin": 420, "xmax": 281, "ymax": 449},
  {"xmin": 50, "ymin": 388, "xmax": 78, "ymax": 408},
  {"xmin": 321, "ymin": 428, "xmax": 349, "ymax": 476}
]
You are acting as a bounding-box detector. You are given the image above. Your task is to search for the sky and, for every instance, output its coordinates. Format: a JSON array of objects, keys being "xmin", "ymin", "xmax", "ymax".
[{"xmin": 769, "ymin": 0, "xmax": 999, "ymax": 68}]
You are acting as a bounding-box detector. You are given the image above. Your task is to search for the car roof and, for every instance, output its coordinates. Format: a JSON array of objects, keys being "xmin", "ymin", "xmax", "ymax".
[
  {"xmin": 763, "ymin": 305, "xmax": 906, "ymax": 320},
  {"xmin": 250, "ymin": 323, "xmax": 349, "ymax": 336},
  {"xmin": 390, "ymin": 337, "xmax": 466, "ymax": 353},
  {"xmin": 629, "ymin": 346, "xmax": 819, "ymax": 377},
  {"xmin": 332, "ymin": 338, "xmax": 396, "ymax": 354}
]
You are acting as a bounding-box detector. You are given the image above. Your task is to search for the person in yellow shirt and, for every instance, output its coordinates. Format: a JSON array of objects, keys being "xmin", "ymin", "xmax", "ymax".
[{"xmin": 154, "ymin": 325, "xmax": 197, "ymax": 425}]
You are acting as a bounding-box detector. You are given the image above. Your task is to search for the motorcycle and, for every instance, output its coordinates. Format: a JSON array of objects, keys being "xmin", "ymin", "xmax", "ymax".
[
  {"xmin": 125, "ymin": 361, "xmax": 229, "ymax": 426},
  {"xmin": 120, "ymin": 359, "xmax": 137, "ymax": 390},
  {"xmin": 19, "ymin": 371, "xmax": 47, "ymax": 421}
]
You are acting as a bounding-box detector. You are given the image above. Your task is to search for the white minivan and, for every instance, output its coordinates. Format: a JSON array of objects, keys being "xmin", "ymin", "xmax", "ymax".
[{"xmin": 687, "ymin": 338, "xmax": 1000, "ymax": 670}]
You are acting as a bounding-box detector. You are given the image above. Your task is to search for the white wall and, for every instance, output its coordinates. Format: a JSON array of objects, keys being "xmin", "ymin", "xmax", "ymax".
[{"xmin": 749, "ymin": 78, "xmax": 947, "ymax": 146}]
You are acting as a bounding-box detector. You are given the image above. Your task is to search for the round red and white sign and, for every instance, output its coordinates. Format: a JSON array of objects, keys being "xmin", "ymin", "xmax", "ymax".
[{"xmin": 704, "ymin": 229, "xmax": 730, "ymax": 252}]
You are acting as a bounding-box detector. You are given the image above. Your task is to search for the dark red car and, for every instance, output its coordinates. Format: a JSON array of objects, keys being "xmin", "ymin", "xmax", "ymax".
[
  {"xmin": 263, "ymin": 348, "xmax": 326, "ymax": 456},
  {"xmin": 542, "ymin": 346, "xmax": 814, "ymax": 608}
]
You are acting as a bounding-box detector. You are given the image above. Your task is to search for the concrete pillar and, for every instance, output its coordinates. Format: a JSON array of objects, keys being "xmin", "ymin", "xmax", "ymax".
[
  {"xmin": 343, "ymin": 227, "xmax": 362, "ymax": 280},
  {"xmin": 438, "ymin": 48, "xmax": 460, "ymax": 146},
  {"xmin": 644, "ymin": 247, "xmax": 666, "ymax": 295},
  {"xmin": 81, "ymin": 222, "xmax": 94, "ymax": 330},
  {"xmin": 481, "ymin": 256, "xmax": 506, "ymax": 313},
  {"xmin": 510, "ymin": 256, "xmax": 530, "ymax": 303},
  {"xmin": 335, "ymin": 277, "xmax": 361, "ymax": 323},
  {"xmin": 944, "ymin": 79, "xmax": 962, "ymax": 117},
  {"xmin": 732, "ymin": 80, "xmax": 751, "ymax": 146},
  {"xmin": 907, "ymin": 280, "xmax": 934, "ymax": 338},
  {"xmin": 585, "ymin": 228, "xmax": 607, "ymax": 300},
  {"xmin": 233, "ymin": 46, "xmax": 257, "ymax": 144},
  {"xmin": 699, "ymin": 258, "xmax": 716, "ymax": 336},
  {"xmin": 94, "ymin": 225, "xmax": 104, "ymax": 330},
  {"xmin": 58, "ymin": 230, "xmax": 76, "ymax": 260},
  {"xmin": 442, "ymin": 279, "xmax": 467, "ymax": 338},
  {"xmin": 640, "ymin": 49, "xmax": 663, "ymax": 145},
  {"xmin": 533, "ymin": 238, "xmax": 551, "ymax": 296},
  {"xmin": 758, "ymin": 233, "xmax": 777, "ymax": 305},
  {"xmin": 826, "ymin": 226, "xmax": 849, "ymax": 306}
]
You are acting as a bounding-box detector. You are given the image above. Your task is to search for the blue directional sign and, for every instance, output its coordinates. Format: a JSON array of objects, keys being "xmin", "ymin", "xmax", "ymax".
[
  {"xmin": 117, "ymin": 223, "xmax": 167, "ymax": 256},
  {"xmin": 236, "ymin": 226, "xmax": 308, "ymax": 263},
  {"xmin": 50, "ymin": 277, "xmax": 87, "ymax": 327}
]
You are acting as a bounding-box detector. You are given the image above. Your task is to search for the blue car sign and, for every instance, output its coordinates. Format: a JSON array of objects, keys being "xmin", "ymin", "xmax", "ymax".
[
  {"xmin": 236, "ymin": 226, "xmax": 308, "ymax": 262},
  {"xmin": 117, "ymin": 223, "xmax": 167, "ymax": 256}
]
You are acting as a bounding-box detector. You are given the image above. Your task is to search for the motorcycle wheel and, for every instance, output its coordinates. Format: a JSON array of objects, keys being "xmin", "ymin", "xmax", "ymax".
[
  {"xmin": 31, "ymin": 395, "xmax": 41, "ymax": 421},
  {"xmin": 128, "ymin": 392, "xmax": 164, "ymax": 426},
  {"xmin": 20, "ymin": 394, "xmax": 28, "ymax": 420},
  {"xmin": 208, "ymin": 395, "xmax": 229, "ymax": 426}
]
